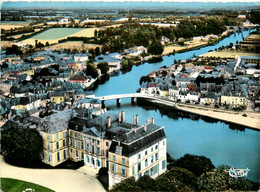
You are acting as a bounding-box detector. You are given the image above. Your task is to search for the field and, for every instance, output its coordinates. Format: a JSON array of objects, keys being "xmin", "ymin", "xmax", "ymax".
[
  {"xmin": 1, "ymin": 41, "xmax": 14, "ymax": 49},
  {"xmin": 1, "ymin": 178, "xmax": 55, "ymax": 192},
  {"xmin": 163, "ymin": 40, "xmax": 207, "ymax": 55},
  {"xmin": 47, "ymin": 41, "xmax": 102, "ymax": 51},
  {"xmin": 201, "ymin": 51, "xmax": 260, "ymax": 58},
  {"xmin": 1, "ymin": 21, "xmax": 30, "ymax": 30},
  {"xmin": 21, "ymin": 27, "xmax": 101, "ymax": 45}
]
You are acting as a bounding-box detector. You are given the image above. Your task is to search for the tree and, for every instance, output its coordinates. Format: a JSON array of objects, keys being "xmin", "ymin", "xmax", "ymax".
[
  {"xmin": 172, "ymin": 154, "xmax": 215, "ymax": 177},
  {"xmin": 1, "ymin": 127, "xmax": 43, "ymax": 167},
  {"xmin": 46, "ymin": 41, "xmax": 49, "ymax": 46},
  {"xmin": 109, "ymin": 177, "xmax": 140, "ymax": 192},
  {"xmin": 148, "ymin": 40, "xmax": 164, "ymax": 55},
  {"xmin": 136, "ymin": 175, "xmax": 155, "ymax": 191},
  {"xmin": 198, "ymin": 165, "xmax": 258, "ymax": 191},
  {"xmin": 85, "ymin": 64, "xmax": 99, "ymax": 78},
  {"xmin": 97, "ymin": 62, "xmax": 109, "ymax": 74},
  {"xmin": 5, "ymin": 45, "xmax": 23, "ymax": 55},
  {"xmin": 95, "ymin": 47, "xmax": 101, "ymax": 56}
]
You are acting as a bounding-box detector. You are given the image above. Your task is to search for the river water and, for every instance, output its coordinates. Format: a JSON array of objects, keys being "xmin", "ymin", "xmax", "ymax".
[{"xmin": 93, "ymin": 29, "xmax": 259, "ymax": 181}]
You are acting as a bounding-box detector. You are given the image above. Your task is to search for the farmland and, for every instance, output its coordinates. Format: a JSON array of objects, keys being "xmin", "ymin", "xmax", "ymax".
[
  {"xmin": 46, "ymin": 41, "xmax": 102, "ymax": 51},
  {"xmin": 21, "ymin": 27, "xmax": 101, "ymax": 45},
  {"xmin": 1, "ymin": 21, "xmax": 30, "ymax": 30}
]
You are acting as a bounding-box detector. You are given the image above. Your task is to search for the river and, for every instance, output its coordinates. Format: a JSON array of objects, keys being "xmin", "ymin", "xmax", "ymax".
[{"xmin": 93, "ymin": 29, "xmax": 259, "ymax": 182}]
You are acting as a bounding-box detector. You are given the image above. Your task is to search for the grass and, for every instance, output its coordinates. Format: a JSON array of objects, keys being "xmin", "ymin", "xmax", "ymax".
[
  {"xmin": 29, "ymin": 28, "xmax": 84, "ymax": 40},
  {"xmin": 0, "ymin": 178, "xmax": 55, "ymax": 192}
]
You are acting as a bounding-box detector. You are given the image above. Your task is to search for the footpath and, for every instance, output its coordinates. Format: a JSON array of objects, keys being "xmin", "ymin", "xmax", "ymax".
[{"xmin": 0, "ymin": 156, "xmax": 105, "ymax": 192}]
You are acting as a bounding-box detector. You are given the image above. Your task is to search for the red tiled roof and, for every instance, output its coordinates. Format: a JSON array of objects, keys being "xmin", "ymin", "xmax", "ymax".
[
  {"xmin": 180, "ymin": 74, "xmax": 189, "ymax": 78},
  {"xmin": 187, "ymin": 84, "xmax": 195, "ymax": 91},
  {"xmin": 148, "ymin": 83, "xmax": 157, "ymax": 87},
  {"xmin": 69, "ymin": 75, "xmax": 88, "ymax": 82},
  {"xmin": 204, "ymin": 66, "xmax": 213, "ymax": 70}
]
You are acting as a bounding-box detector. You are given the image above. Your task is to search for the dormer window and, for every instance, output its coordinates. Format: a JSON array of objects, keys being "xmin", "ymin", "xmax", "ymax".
[{"xmin": 115, "ymin": 146, "xmax": 122, "ymax": 155}]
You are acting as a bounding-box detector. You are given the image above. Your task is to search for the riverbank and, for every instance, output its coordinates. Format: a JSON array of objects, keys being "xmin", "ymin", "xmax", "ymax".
[
  {"xmin": 200, "ymin": 50, "xmax": 260, "ymax": 58},
  {"xmin": 139, "ymin": 97, "xmax": 260, "ymax": 130}
]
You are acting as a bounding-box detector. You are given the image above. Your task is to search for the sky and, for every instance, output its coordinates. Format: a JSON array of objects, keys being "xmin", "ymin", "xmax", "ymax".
[{"xmin": 2, "ymin": 0, "xmax": 260, "ymax": 2}]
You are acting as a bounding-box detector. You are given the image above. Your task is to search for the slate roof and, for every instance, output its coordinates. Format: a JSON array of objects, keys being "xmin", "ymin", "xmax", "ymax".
[{"xmin": 109, "ymin": 123, "xmax": 165, "ymax": 157}]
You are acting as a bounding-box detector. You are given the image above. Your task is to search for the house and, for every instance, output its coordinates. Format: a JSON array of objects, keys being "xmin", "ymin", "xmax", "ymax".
[
  {"xmin": 0, "ymin": 80, "xmax": 13, "ymax": 96},
  {"xmin": 50, "ymin": 91, "xmax": 66, "ymax": 104},
  {"xmin": 108, "ymin": 115, "xmax": 167, "ymax": 189},
  {"xmin": 127, "ymin": 46, "xmax": 147, "ymax": 56},
  {"xmin": 69, "ymin": 74, "xmax": 91, "ymax": 89},
  {"xmin": 221, "ymin": 92, "xmax": 247, "ymax": 108},
  {"xmin": 200, "ymin": 92, "xmax": 218, "ymax": 105}
]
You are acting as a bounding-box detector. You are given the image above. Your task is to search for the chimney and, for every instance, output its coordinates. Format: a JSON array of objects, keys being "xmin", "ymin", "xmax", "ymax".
[
  {"xmin": 151, "ymin": 117, "xmax": 154, "ymax": 124},
  {"xmin": 144, "ymin": 124, "xmax": 147, "ymax": 132},
  {"xmin": 119, "ymin": 111, "xmax": 125, "ymax": 123},
  {"xmin": 107, "ymin": 116, "xmax": 111, "ymax": 128},
  {"xmin": 132, "ymin": 127, "xmax": 136, "ymax": 133},
  {"xmin": 133, "ymin": 115, "xmax": 138, "ymax": 125},
  {"xmin": 122, "ymin": 111, "xmax": 125, "ymax": 122}
]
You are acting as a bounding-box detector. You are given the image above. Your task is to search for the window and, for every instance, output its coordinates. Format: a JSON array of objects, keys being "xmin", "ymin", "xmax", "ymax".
[
  {"xmin": 81, "ymin": 142, "xmax": 84, "ymax": 150},
  {"xmin": 81, "ymin": 135, "xmax": 84, "ymax": 140},
  {"xmin": 92, "ymin": 138, "xmax": 95, "ymax": 144},
  {"xmin": 86, "ymin": 144, "xmax": 89, "ymax": 151},
  {"xmin": 155, "ymin": 153, "xmax": 158, "ymax": 161},
  {"xmin": 76, "ymin": 150, "xmax": 78, "ymax": 158},
  {"xmin": 92, "ymin": 158, "xmax": 95, "ymax": 165},
  {"xmin": 75, "ymin": 140, "xmax": 78, "ymax": 148},
  {"xmin": 56, "ymin": 142, "xmax": 59, "ymax": 149},
  {"xmin": 70, "ymin": 149, "xmax": 73, "ymax": 157},
  {"xmin": 92, "ymin": 146, "xmax": 95, "ymax": 153},
  {"xmin": 121, "ymin": 166, "xmax": 126, "ymax": 175},
  {"xmin": 145, "ymin": 159, "xmax": 148, "ymax": 167},
  {"xmin": 113, "ymin": 155, "xmax": 116, "ymax": 161},
  {"xmin": 151, "ymin": 155, "xmax": 154, "ymax": 163},
  {"xmin": 57, "ymin": 152, "xmax": 60, "ymax": 162},
  {"xmin": 145, "ymin": 150, "xmax": 147, "ymax": 156},
  {"xmin": 96, "ymin": 147, "xmax": 100, "ymax": 154},
  {"xmin": 162, "ymin": 160, "xmax": 166, "ymax": 170},
  {"xmin": 97, "ymin": 160, "xmax": 100, "ymax": 167},
  {"xmin": 144, "ymin": 170, "xmax": 149, "ymax": 176},
  {"xmin": 151, "ymin": 147, "xmax": 153, "ymax": 152},
  {"xmin": 154, "ymin": 164, "xmax": 158, "ymax": 174},
  {"xmin": 138, "ymin": 162, "xmax": 141, "ymax": 171},
  {"xmin": 64, "ymin": 150, "xmax": 66, "ymax": 159},
  {"xmin": 69, "ymin": 139, "xmax": 72, "ymax": 146},
  {"xmin": 75, "ymin": 133, "xmax": 78, "ymax": 138},
  {"xmin": 155, "ymin": 145, "xmax": 158, "ymax": 150},
  {"xmin": 70, "ymin": 131, "xmax": 72, "ymax": 137},
  {"xmin": 122, "ymin": 158, "xmax": 125, "ymax": 164},
  {"xmin": 87, "ymin": 156, "xmax": 90, "ymax": 163},
  {"xmin": 150, "ymin": 167, "xmax": 154, "ymax": 176},
  {"xmin": 97, "ymin": 140, "xmax": 100, "ymax": 145},
  {"xmin": 56, "ymin": 134, "xmax": 59, "ymax": 140},
  {"xmin": 47, "ymin": 135, "xmax": 50, "ymax": 140},
  {"xmin": 81, "ymin": 152, "xmax": 84, "ymax": 160},
  {"xmin": 138, "ymin": 173, "xmax": 142, "ymax": 179},
  {"xmin": 106, "ymin": 142, "xmax": 109, "ymax": 147},
  {"xmin": 163, "ymin": 141, "xmax": 165, "ymax": 146},
  {"xmin": 63, "ymin": 132, "xmax": 66, "ymax": 138},
  {"xmin": 48, "ymin": 153, "xmax": 51, "ymax": 162},
  {"xmin": 63, "ymin": 140, "xmax": 66, "ymax": 147},
  {"xmin": 86, "ymin": 137, "xmax": 90, "ymax": 142},
  {"xmin": 48, "ymin": 143, "xmax": 50, "ymax": 150},
  {"xmin": 132, "ymin": 166, "xmax": 135, "ymax": 176},
  {"xmin": 138, "ymin": 153, "xmax": 141, "ymax": 159},
  {"xmin": 112, "ymin": 164, "xmax": 116, "ymax": 172}
]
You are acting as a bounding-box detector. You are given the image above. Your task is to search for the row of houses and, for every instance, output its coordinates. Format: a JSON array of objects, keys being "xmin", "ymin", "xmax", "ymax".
[{"xmin": 140, "ymin": 56, "xmax": 260, "ymax": 110}]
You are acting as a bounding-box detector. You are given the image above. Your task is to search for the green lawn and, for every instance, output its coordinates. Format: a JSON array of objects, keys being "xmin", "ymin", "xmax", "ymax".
[
  {"xmin": 1, "ymin": 178, "xmax": 55, "ymax": 192},
  {"xmin": 30, "ymin": 28, "xmax": 84, "ymax": 40}
]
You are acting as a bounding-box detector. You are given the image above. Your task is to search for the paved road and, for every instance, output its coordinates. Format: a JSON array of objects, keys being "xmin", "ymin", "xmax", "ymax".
[{"xmin": 0, "ymin": 157, "xmax": 105, "ymax": 192}]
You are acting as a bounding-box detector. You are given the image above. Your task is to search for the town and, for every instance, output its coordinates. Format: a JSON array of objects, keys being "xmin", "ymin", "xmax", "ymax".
[{"xmin": 1, "ymin": 2, "xmax": 260, "ymax": 192}]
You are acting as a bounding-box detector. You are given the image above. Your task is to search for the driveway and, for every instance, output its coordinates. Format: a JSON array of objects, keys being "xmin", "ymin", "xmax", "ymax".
[{"xmin": 0, "ymin": 157, "xmax": 105, "ymax": 192}]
